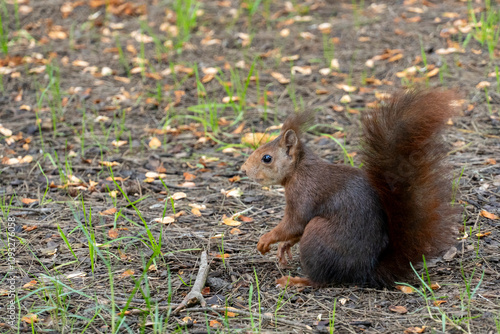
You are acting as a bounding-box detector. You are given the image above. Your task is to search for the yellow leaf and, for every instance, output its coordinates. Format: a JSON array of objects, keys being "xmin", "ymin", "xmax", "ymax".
[
  {"xmin": 223, "ymin": 217, "xmax": 241, "ymax": 226},
  {"xmin": 241, "ymin": 133, "xmax": 278, "ymax": 147},
  {"xmin": 149, "ymin": 137, "xmax": 161, "ymax": 149}
]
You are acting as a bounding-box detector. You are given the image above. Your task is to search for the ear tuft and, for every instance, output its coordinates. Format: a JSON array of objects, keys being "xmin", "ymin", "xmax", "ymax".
[{"xmin": 284, "ymin": 129, "xmax": 298, "ymax": 148}]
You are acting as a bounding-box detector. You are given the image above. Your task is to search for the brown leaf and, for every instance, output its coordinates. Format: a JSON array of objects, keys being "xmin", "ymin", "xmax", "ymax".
[
  {"xmin": 232, "ymin": 122, "xmax": 245, "ymax": 134},
  {"xmin": 100, "ymin": 161, "xmax": 120, "ymax": 167},
  {"xmin": 100, "ymin": 207, "xmax": 117, "ymax": 216},
  {"xmin": 22, "ymin": 313, "xmax": 38, "ymax": 324},
  {"xmin": 426, "ymin": 68, "xmax": 440, "ymax": 77},
  {"xmin": 223, "ymin": 216, "xmax": 241, "ymax": 226},
  {"xmin": 480, "ymin": 210, "xmax": 498, "ymax": 220},
  {"xmin": 209, "ymin": 320, "xmax": 222, "ymax": 328},
  {"xmin": 228, "ymin": 175, "xmax": 240, "ymax": 183},
  {"xmin": 121, "ymin": 269, "xmax": 135, "ymax": 277},
  {"xmin": 171, "ymin": 192, "xmax": 187, "ymax": 200},
  {"xmin": 433, "ymin": 300, "xmax": 447, "ymax": 306},
  {"xmin": 230, "ymin": 228, "xmax": 242, "ymax": 234},
  {"xmin": 404, "ymin": 327, "xmax": 426, "ymax": 334},
  {"xmin": 388, "ymin": 53, "xmax": 403, "ymax": 62},
  {"xmin": 108, "ymin": 228, "xmax": 119, "ymax": 239},
  {"xmin": 149, "ymin": 137, "xmax": 161, "ymax": 149},
  {"xmin": 271, "ymin": 72, "xmax": 290, "ymax": 84},
  {"xmin": 23, "ymin": 280, "xmax": 38, "ymax": 289},
  {"xmin": 239, "ymin": 215, "xmax": 253, "ymax": 222},
  {"xmin": 154, "ymin": 216, "xmax": 175, "ymax": 224},
  {"xmin": 395, "ymin": 285, "xmax": 414, "ymax": 294},
  {"xmin": 21, "ymin": 198, "xmax": 38, "ymax": 205},
  {"xmin": 241, "ymin": 133, "xmax": 278, "ymax": 147},
  {"xmin": 183, "ymin": 172, "xmax": 196, "ymax": 181},
  {"xmin": 389, "ymin": 305, "xmax": 408, "ymax": 314}
]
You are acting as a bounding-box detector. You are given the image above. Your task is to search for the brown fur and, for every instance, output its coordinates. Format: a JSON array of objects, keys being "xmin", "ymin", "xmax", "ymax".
[{"xmin": 241, "ymin": 90, "xmax": 459, "ymax": 287}]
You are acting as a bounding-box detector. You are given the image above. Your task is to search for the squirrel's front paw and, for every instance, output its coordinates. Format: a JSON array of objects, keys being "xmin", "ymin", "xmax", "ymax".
[
  {"xmin": 277, "ymin": 242, "xmax": 293, "ymax": 265},
  {"xmin": 257, "ymin": 233, "xmax": 273, "ymax": 254}
]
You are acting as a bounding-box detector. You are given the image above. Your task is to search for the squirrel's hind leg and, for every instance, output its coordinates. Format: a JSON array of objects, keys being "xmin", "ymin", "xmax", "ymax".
[
  {"xmin": 276, "ymin": 276, "xmax": 313, "ymax": 288},
  {"xmin": 300, "ymin": 216, "xmax": 381, "ymax": 285}
]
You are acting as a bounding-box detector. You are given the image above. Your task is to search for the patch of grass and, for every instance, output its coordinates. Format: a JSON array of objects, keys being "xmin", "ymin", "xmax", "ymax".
[
  {"xmin": 468, "ymin": 0, "xmax": 500, "ymax": 59},
  {"xmin": 0, "ymin": 9, "xmax": 8, "ymax": 55},
  {"xmin": 172, "ymin": 0, "xmax": 200, "ymax": 52},
  {"xmin": 398, "ymin": 260, "xmax": 485, "ymax": 333}
]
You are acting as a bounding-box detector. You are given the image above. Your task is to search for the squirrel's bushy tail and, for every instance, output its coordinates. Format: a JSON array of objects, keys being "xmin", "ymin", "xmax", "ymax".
[{"xmin": 361, "ymin": 89, "xmax": 459, "ymax": 286}]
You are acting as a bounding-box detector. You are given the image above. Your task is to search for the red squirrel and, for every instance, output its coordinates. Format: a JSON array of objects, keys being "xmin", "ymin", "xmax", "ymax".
[{"xmin": 240, "ymin": 89, "xmax": 459, "ymax": 287}]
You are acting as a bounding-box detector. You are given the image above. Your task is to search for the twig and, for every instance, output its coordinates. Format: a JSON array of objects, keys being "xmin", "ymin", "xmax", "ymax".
[
  {"xmin": 183, "ymin": 307, "xmax": 314, "ymax": 331},
  {"xmin": 173, "ymin": 251, "xmax": 209, "ymax": 314},
  {"xmin": 8, "ymin": 208, "xmax": 54, "ymax": 216}
]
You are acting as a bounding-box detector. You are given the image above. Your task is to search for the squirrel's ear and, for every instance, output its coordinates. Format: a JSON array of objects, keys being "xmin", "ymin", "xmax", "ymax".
[{"xmin": 283, "ymin": 129, "xmax": 298, "ymax": 156}]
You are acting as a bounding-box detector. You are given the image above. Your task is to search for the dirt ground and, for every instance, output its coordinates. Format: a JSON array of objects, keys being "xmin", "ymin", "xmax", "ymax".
[{"xmin": 0, "ymin": 0, "xmax": 499, "ymax": 333}]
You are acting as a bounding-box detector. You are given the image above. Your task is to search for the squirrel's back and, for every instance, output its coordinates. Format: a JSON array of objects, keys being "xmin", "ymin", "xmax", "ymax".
[{"xmin": 361, "ymin": 89, "xmax": 459, "ymax": 286}]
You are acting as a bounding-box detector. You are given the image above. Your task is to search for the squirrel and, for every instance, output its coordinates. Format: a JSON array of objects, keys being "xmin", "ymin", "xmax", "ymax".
[{"xmin": 240, "ymin": 89, "xmax": 459, "ymax": 287}]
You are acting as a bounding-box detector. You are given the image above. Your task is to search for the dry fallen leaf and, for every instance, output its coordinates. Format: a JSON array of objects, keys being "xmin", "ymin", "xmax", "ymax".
[
  {"xmin": 433, "ymin": 300, "xmax": 447, "ymax": 306},
  {"xmin": 209, "ymin": 320, "xmax": 222, "ymax": 328},
  {"xmin": 21, "ymin": 198, "xmax": 38, "ymax": 205},
  {"xmin": 154, "ymin": 216, "xmax": 175, "ymax": 224},
  {"xmin": 395, "ymin": 285, "xmax": 414, "ymax": 294},
  {"xmin": 183, "ymin": 172, "xmax": 196, "ymax": 181},
  {"xmin": 100, "ymin": 207, "xmax": 117, "ymax": 216},
  {"xmin": 149, "ymin": 137, "xmax": 162, "ymax": 149},
  {"xmin": 230, "ymin": 228, "xmax": 242, "ymax": 234},
  {"xmin": 404, "ymin": 326, "xmax": 426, "ymax": 334},
  {"xmin": 389, "ymin": 305, "xmax": 408, "ymax": 314},
  {"xmin": 112, "ymin": 140, "xmax": 127, "ymax": 147},
  {"xmin": 121, "ymin": 269, "xmax": 135, "ymax": 277},
  {"xmin": 222, "ymin": 216, "xmax": 241, "ymax": 226},
  {"xmin": 171, "ymin": 192, "xmax": 187, "ymax": 200},
  {"xmin": 100, "ymin": 161, "xmax": 120, "ymax": 167},
  {"xmin": 476, "ymin": 81, "xmax": 491, "ymax": 89},
  {"xmin": 23, "ymin": 280, "xmax": 38, "ymax": 289},
  {"xmin": 241, "ymin": 133, "xmax": 278, "ymax": 147},
  {"xmin": 271, "ymin": 72, "xmax": 290, "ymax": 84},
  {"xmin": 221, "ymin": 188, "xmax": 243, "ymax": 198},
  {"xmin": 108, "ymin": 228, "xmax": 119, "ymax": 239},
  {"xmin": 480, "ymin": 210, "xmax": 498, "ymax": 220},
  {"xmin": 22, "ymin": 313, "xmax": 38, "ymax": 324}
]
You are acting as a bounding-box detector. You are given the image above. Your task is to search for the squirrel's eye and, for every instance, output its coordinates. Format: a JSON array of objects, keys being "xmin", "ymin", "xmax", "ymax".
[{"xmin": 261, "ymin": 154, "xmax": 272, "ymax": 164}]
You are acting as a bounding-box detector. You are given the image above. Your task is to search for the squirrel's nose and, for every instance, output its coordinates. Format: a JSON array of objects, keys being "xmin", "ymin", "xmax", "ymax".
[{"xmin": 240, "ymin": 163, "xmax": 247, "ymax": 174}]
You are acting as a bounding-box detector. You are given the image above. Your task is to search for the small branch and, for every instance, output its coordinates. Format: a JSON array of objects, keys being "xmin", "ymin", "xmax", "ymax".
[
  {"xmin": 173, "ymin": 251, "xmax": 209, "ymax": 314},
  {"xmin": 8, "ymin": 208, "xmax": 54, "ymax": 216}
]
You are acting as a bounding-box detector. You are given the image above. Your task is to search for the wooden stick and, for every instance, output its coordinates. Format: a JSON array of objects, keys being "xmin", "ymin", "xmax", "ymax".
[{"xmin": 173, "ymin": 251, "xmax": 209, "ymax": 314}]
